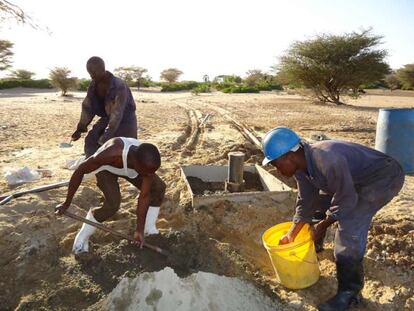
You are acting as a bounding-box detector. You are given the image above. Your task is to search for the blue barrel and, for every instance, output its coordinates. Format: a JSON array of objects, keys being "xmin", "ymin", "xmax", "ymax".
[{"xmin": 375, "ymin": 108, "xmax": 414, "ymax": 173}]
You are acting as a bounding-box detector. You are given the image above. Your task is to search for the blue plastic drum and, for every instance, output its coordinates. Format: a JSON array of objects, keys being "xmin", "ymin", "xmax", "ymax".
[{"xmin": 375, "ymin": 108, "xmax": 414, "ymax": 173}]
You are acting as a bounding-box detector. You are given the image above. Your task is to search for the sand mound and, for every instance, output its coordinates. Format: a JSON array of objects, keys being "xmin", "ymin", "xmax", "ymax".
[{"xmin": 97, "ymin": 267, "xmax": 282, "ymax": 311}]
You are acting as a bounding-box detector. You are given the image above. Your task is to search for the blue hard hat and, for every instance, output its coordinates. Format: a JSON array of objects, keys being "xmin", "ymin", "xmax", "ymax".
[{"xmin": 262, "ymin": 127, "xmax": 301, "ymax": 166}]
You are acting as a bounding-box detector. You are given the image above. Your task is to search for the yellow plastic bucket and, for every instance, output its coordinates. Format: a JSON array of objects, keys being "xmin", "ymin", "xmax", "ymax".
[{"xmin": 262, "ymin": 222, "xmax": 320, "ymax": 289}]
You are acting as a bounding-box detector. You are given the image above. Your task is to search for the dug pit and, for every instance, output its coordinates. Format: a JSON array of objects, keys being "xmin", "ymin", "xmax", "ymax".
[
  {"xmin": 181, "ymin": 164, "xmax": 291, "ymax": 208},
  {"xmin": 187, "ymin": 171, "xmax": 264, "ymax": 195}
]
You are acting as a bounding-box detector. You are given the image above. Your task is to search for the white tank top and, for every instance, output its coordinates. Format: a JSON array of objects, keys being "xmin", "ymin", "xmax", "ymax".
[{"xmin": 90, "ymin": 137, "xmax": 141, "ymax": 179}]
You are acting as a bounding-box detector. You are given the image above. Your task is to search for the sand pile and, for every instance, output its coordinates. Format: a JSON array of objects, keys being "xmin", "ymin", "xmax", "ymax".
[{"xmin": 96, "ymin": 267, "xmax": 282, "ymax": 311}]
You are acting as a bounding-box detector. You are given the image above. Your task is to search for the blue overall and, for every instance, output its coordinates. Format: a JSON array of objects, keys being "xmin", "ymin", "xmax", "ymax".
[
  {"xmin": 76, "ymin": 71, "xmax": 137, "ymax": 157},
  {"xmin": 293, "ymin": 141, "xmax": 405, "ymax": 263}
]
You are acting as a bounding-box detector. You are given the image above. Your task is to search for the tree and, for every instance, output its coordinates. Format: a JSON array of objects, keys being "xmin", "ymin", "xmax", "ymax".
[
  {"xmin": 0, "ymin": 0, "xmax": 39, "ymax": 29},
  {"xmin": 384, "ymin": 73, "xmax": 401, "ymax": 91},
  {"xmin": 49, "ymin": 67, "xmax": 77, "ymax": 96},
  {"xmin": 114, "ymin": 66, "xmax": 147, "ymax": 89},
  {"xmin": 160, "ymin": 68, "xmax": 183, "ymax": 83},
  {"xmin": 245, "ymin": 69, "xmax": 265, "ymax": 86},
  {"xmin": 0, "ymin": 0, "xmax": 27, "ymax": 24},
  {"xmin": 277, "ymin": 29, "xmax": 390, "ymax": 105},
  {"xmin": 396, "ymin": 64, "xmax": 414, "ymax": 90},
  {"xmin": 0, "ymin": 39, "xmax": 13, "ymax": 71},
  {"xmin": 9, "ymin": 69, "xmax": 34, "ymax": 79}
]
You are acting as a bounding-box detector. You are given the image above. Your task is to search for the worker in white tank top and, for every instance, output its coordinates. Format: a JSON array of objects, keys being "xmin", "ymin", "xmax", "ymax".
[
  {"xmin": 90, "ymin": 137, "xmax": 142, "ymax": 179},
  {"xmin": 55, "ymin": 137, "xmax": 166, "ymax": 253}
]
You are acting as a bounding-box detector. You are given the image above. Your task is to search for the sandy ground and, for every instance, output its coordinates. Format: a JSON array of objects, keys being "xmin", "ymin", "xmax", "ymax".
[{"xmin": 0, "ymin": 87, "xmax": 413, "ymax": 310}]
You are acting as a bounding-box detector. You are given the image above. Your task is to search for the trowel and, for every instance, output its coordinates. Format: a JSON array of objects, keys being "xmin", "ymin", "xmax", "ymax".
[{"xmin": 59, "ymin": 139, "xmax": 73, "ymax": 148}]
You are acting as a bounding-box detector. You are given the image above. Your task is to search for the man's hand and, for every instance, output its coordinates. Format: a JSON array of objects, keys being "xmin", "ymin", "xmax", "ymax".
[
  {"xmin": 311, "ymin": 221, "xmax": 327, "ymax": 242},
  {"xmin": 55, "ymin": 202, "xmax": 70, "ymax": 215},
  {"xmin": 279, "ymin": 222, "xmax": 307, "ymax": 245},
  {"xmin": 279, "ymin": 232, "xmax": 294, "ymax": 245},
  {"xmin": 133, "ymin": 230, "xmax": 144, "ymax": 248},
  {"xmin": 98, "ymin": 130, "xmax": 113, "ymax": 146},
  {"xmin": 71, "ymin": 130, "xmax": 82, "ymax": 141},
  {"xmin": 98, "ymin": 135, "xmax": 105, "ymax": 146},
  {"xmin": 311, "ymin": 218, "xmax": 336, "ymax": 241}
]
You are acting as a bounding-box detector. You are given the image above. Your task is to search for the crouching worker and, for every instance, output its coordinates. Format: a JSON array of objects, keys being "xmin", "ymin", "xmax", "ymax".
[
  {"xmin": 55, "ymin": 137, "xmax": 166, "ymax": 253},
  {"xmin": 261, "ymin": 127, "xmax": 404, "ymax": 311}
]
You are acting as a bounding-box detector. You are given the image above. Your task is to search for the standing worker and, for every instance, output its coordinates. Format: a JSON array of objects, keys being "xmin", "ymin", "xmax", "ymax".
[
  {"xmin": 71, "ymin": 56, "xmax": 137, "ymax": 157},
  {"xmin": 261, "ymin": 127, "xmax": 404, "ymax": 311}
]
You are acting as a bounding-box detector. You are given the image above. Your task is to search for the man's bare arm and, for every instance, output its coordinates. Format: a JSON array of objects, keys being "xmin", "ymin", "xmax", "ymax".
[{"xmin": 55, "ymin": 149, "xmax": 110, "ymax": 215}]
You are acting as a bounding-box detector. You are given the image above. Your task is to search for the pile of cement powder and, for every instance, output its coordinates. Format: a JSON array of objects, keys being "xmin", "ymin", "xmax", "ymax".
[{"xmin": 99, "ymin": 267, "xmax": 282, "ymax": 311}]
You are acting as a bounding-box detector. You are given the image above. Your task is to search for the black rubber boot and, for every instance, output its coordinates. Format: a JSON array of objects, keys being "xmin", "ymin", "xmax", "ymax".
[
  {"xmin": 314, "ymin": 231, "xmax": 326, "ymax": 253},
  {"xmin": 317, "ymin": 260, "xmax": 364, "ymax": 311},
  {"xmin": 312, "ymin": 214, "xmax": 326, "ymax": 253}
]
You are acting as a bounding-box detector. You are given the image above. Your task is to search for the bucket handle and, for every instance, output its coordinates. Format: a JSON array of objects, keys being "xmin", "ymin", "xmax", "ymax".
[{"xmin": 289, "ymin": 251, "xmax": 319, "ymax": 265}]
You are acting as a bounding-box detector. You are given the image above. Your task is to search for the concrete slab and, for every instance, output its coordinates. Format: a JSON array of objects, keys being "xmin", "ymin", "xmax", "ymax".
[{"xmin": 181, "ymin": 164, "xmax": 292, "ymax": 208}]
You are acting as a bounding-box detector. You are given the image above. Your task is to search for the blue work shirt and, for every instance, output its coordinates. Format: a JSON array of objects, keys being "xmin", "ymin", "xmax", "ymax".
[
  {"xmin": 293, "ymin": 140, "xmax": 397, "ymax": 223},
  {"xmin": 76, "ymin": 71, "xmax": 136, "ymax": 142}
]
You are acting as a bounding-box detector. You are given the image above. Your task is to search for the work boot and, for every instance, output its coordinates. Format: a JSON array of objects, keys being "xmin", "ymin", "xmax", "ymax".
[
  {"xmin": 72, "ymin": 209, "xmax": 98, "ymax": 254},
  {"xmin": 144, "ymin": 206, "xmax": 160, "ymax": 235},
  {"xmin": 312, "ymin": 215, "xmax": 326, "ymax": 253},
  {"xmin": 314, "ymin": 237, "xmax": 325, "ymax": 253},
  {"xmin": 317, "ymin": 260, "xmax": 364, "ymax": 311}
]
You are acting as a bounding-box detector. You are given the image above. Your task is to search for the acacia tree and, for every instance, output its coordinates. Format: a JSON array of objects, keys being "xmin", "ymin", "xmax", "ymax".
[
  {"xmin": 114, "ymin": 66, "xmax": 147, "ymax": 89},
  {"xmin": 245, "ymin": 69, "xmax": 265, "ymax": 86},
  {"xmin": 0, "ymin": 0, "xmax": 27, "ymax": 24},
  {"xmin": 396, "ymin": 64, "xmax": 414, "ymax": 90},
  {"xmin": 160, "ymin": 68, "xmax": 183, "ymax": 83},
  {"xmin": 0, "ymin": 1, "xmax": 42, "ymax": 72},
  {"xmin": 0, "ymin": 0, "xmax": 40, "ymax": 29},
  {"xmin": 9, "ymin": 68, "xmax": 34, "ymax": 79},
  {"xmin": 49, "ymin": 67, "xmax": 77, "ymax": 96},
  {"xmin": 277, "ymin": 29, "xmax": 390, "ymax": 105},
  {"xmin": 384, "ymin": 73, "xmax": 401, "ymax": 91},
  {"xmin": 0, "ymin": 39, "xmax": 12, "ymax": 70}
]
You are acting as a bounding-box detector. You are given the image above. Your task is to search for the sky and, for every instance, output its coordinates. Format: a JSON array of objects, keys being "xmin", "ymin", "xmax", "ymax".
[{"xmin": 1, "ymin": 0, "xmax": 413, "ymax": 81}]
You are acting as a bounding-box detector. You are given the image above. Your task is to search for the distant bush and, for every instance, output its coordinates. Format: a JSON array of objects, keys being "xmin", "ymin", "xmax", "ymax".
[
  {"xmin": 161, "ymin": 81, "xmax": 199, "ymax": 92},
  {"xmin": 221, "ymin": 85, "xmax": 259, "ymax": 93},
  {"xmin": 214, "ymin": 82, "xmax": 237, "ymax": 91},
  {"xmin": 256, "ymin": 81, "xmax": 284, "ymax": 91},
  {"xmin": 114, "ymin": 66, "xmax": 148, "ymax": 89},
  {"xmin": 192, "ymin": 83, "xmax": 211, "ymax": 94},
  {"xmin": 77, "ymin": 79, "xmax": 91, "ymax": 91},
  {"xmin": 140, "ymin": 79, "xmax": 158, "ymax": 87},
  {"xmin": 160, "ymin": 68, "xmax": 183, "ymax": 83},
  {"xmin": 384, "ymin": 73, "xmax": 401, "ymax": 91},
  {"xmin": 396, "ymin": 64, "xmax": 414, "ymax": 90},
  {"xmin": 256, "ymin": 83, "xmax": 272, "ymax": 91},
  {"xmin": 359, "ymin": 81, "xmax": 387, "ymax": 89},
  {"xmin": 0, "ymin": 79, "xmax": 52, "ymax": 89},
  {"xmin": 49, "ymin": 67, "xmax": 78, "ymax": 96},
  {"xmin": 401, "ymin": 84, "xmax": 413, "ymax": 91},
  {"xmin": 9, "ymin": 69, "xmax": 35, "ymax": 80}
]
